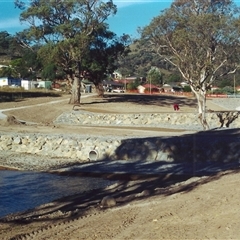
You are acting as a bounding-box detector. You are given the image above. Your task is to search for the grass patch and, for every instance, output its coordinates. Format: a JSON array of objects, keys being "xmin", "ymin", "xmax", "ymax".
[{"xmin": 0, "ymin": 87, "xmax": 63, "ymax": 102}]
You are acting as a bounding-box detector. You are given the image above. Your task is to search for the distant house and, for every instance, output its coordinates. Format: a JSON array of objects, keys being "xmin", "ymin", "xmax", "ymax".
[
  {"xmin": 103, "ymin": 80, "xmax": 124, "ymax": 92},
  {"xmin": 113, "ymin": 71, "xmax": 137, "ymax": 83},
  {"xmin": 211, "ymin": 86, "xmax": 220, "ymax": 91},
  {"xmin": 236, "ymin": 86, "xmax": 240, "ymax": 92},
  {"xmin": 125, "ymin": 76, "xmax": 137, "ymax": 82},
  {"xmin": 180, "ymin": 82, "xmax": 189, "ymax": 87},
  {"xmin": 21, "ymin": 79, "xmax": 38, "ymax": 90},
  {"xmin": 38, "ymin": 81, "xmax": 52, "ymax": 89},
  {"xmin": 137, "ymin": 84, "xmax": 160, "ymax": 93},
  {"xmin": 113, "ymin": 71, "xmax": 122, "ymax": 79},
  {"xmin": 0, "ymin": 77, "xmax": 21, "ymax": 87},
  {"xmin": 162, "ymin": 84, "xmax": 172, "ymax": 92},
  {"xmin": 137, "ymin": 85, "xmax": 145, "ymax": 94},
  {"xmin": 143, "ymin": 83, "xmax": 160, "ymax": 90},
  {"xmin": 81, "ymin": 79, "xmax": 94, "ymax": 93}
]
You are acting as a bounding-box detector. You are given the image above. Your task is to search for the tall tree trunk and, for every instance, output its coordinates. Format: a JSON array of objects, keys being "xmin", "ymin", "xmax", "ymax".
[
  {"xmin": 68, "ymin": 62, "xmax": 82, "ymax": 105},
  {"xmin": 69, "ymin": 74, "xmax": 81, "ymax": 104},
  {"xmin": 192, "ymin": 87, "xmax": 209, "ymax": 130},
  {"xmin": 92, "ymin": 77, "xmax": 104, "ymax": 97},
  {"xmin": 95, "ymin": 81, "xmax": 104, "ymax": 97}
]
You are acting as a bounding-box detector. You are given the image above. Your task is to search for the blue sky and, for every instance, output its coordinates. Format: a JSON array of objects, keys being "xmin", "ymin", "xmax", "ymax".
[
  {"xmin": 0, "ymin": 0, "xmax": 172, "ymax": 37},
  {"xmin": 107, "ymin": 1, "xmax": 171, "ymax": 38}
]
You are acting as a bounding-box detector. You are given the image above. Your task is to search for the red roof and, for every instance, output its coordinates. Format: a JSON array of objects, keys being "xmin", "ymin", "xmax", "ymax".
[{"xmin": 143, "ymin": 84, "xmax": 159, "ymax": 89}]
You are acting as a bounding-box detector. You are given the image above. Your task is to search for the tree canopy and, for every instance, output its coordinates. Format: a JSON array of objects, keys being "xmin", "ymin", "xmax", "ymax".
[
  {"xmin": 142, "ymin": 0, "xmax": 240, "ymax": 129},
  {"xmin": 0, "ymin": 31, "xmax": 22, "ymax": 60},
  {"xmin": 15, "ymin": 0, "xmax": 126, "ymax": 103},
  {"xmin": 147, "ymin": 66, "xmax": 163, "ymax": 86}
]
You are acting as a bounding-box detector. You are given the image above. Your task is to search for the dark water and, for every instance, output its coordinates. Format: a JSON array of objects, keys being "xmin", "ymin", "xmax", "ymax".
[{"xmin": 0, "ymin": 170, "xmax": 113, "ymax": 218}]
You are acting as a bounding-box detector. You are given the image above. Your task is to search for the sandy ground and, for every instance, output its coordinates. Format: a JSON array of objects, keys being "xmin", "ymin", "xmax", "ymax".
[
  {"xmin": 1, "ymin": 93, "xmax": 240, "ymax": 239},
  {"xmin": 0, "ymin": 92, "xmax": 225, "ymax": 136}
]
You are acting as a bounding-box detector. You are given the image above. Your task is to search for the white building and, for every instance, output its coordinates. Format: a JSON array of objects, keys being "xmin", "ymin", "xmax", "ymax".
[
  {"xmin": 21, "ymin": 80, "xmax": 38, "ymax": 90},
  {"xmin": 0, "ymin": 77, "xmax": 21, "ymax": 87}
]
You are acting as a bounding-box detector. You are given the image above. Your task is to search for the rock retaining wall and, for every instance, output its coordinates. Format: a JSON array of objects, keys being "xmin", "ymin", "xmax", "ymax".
[
  {"xmin": 0, "ymin": 134, "xmax": 123, "ymax": 162},
  {"xmin": 55, "ymin": 111, "xmax": 240, "ymax": 130},
  {"xmin": 0, "ymin": 128, "xmax": 240, "ymax": 166}
]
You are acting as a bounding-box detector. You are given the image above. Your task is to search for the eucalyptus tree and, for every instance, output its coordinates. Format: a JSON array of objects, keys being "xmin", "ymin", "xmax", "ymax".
[
  {"xmin": 15, "ymin": 0, "xmax": 117, "ymax": 104},
  {"xmin": 82, "ymin": 29, "xmax": 130, "ymax": 97},
  {"xmin": 141, "ymin": 0, "xmax": 240, "ymax": 129}
]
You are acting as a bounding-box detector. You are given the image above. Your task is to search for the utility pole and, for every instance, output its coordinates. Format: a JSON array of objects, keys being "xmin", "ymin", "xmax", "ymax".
[
  {"xmin": 125, "ymin": 76, "xmax": 126, "ymax": 92},
  {"xmin": 150, "ymin": 76, "xmax": 152, "ymax": 94},
  {"xmin": 234, "ymin": 74, "xmax": 236, "ymax": 97}
]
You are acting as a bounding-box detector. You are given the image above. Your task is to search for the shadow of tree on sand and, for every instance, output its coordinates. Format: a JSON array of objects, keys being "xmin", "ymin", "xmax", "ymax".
[
  {"xmin": 83, "ymin": 93, "xmax": 197, "ymax": 108},
  {"xmin": 2, "ymin": 128, "xmax": 240, "ymax": 230}
]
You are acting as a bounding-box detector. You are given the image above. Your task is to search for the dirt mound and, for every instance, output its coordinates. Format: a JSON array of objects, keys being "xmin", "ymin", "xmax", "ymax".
[{"xmin": 5, "ymin": 115, "xmax": 24, "ymax": 125}]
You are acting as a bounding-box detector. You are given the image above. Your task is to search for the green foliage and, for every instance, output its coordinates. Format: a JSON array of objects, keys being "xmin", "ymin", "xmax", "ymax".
[
  {"xmin": 216, "ymin": 78, "xmax": 234, "ymax": 88},
  {"xmin": 127, "ymin": 78, "xmax": 140, "ymax": 90},
  {"xmin": 0, "ymin": 31, "xmax": 11, "ymax": 52},
  {"xmin": 126, "ymin": 82, "xmax": 135, "ymax": 90},
  {"xmin": 14, "ymin": 0, "xmax": 125, "ymax": 101},
  {"xmin": 183, "ymin": 85, "xmax": 192, "ymax": 92},
  {"xmin": 0, "ymin": 66, "xmax": 18, "ymax": 78},
  {"xmin": 80, "ymin": 27, "xmax": 130, "ymax": 88},
  {"xmin": 211, "ymin": 86, "xmax": 236, "ymax": 94},
  {"xmin": 16, "ymin": 0, "xmax": 118, "ymax": 72},
  {"xmin": 0, "ymin": 31, "xmax": 18, "ymax": 58},
  {"xmin": 116, "ymin": 39, "xmax": 174, "ymax": 79},
  {"xmin": 221, "ymin": 86, "xmax": 234, "ymax": 94},
  {"xmin": 166, "ymin": 74, "xmax": 182, "ymax": 84},
  {"xmin": 0, "ymin": 36, "xmax": 43, "ymax": 80},
  {"xmin": 147, "ymin": 66, "xmax": 162, "ymax": 86},
  {"xmin": 41, "ymin": 63, "xmax": 57, "ymax": 81}
]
